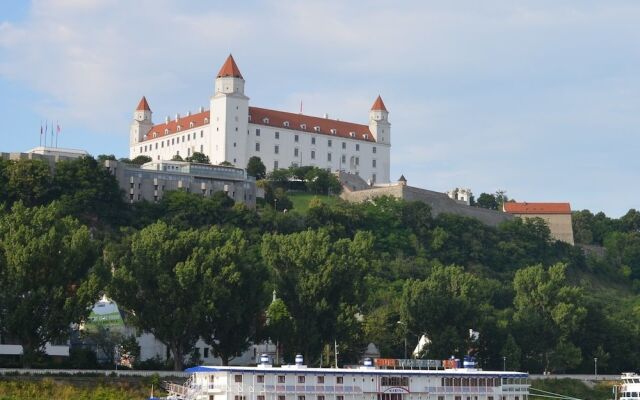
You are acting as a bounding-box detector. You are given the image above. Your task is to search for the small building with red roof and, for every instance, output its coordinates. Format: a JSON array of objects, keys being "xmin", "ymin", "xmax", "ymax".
[
  {"xmin": 129, "ymin": 55, "xmax": 391, "ymax": 184},
  {"xmin": 503, "ymin": 202, "xmax": 574, "ymax": 244}
]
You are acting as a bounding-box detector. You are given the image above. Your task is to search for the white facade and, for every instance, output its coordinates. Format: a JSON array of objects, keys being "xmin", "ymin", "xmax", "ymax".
[
  {"xmin": 129, "ymin": 55, "xmax": 391, "ymax": 184},
  {"xmin": 170, "ymin": 362, "xmax": 530, "ymax": 400}
]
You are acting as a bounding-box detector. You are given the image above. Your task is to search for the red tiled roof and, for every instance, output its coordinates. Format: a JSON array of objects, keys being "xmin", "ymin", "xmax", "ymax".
[
  {"xmin": 504, "ymin": 202, "xmax": 571, "ymax": 214},
  {"xmin": 249, "ymin": 107, "xmax": 375, "ymax": 142},
  {"xmin": 144, "ymin": 111, "xmax": 209, "ymax": 140},
  {"xmin": 136, "ymin": 96, "xmax": 151, "ymax": 111},
  {"xmin": 141, "ymin": 107, "xmax": 376, "ymax": 143},
  {"xmin": 217, "ymin": 54, "xmax": 243, "ymax": 79},
  {"xmin": 371, "ymin": 95, "xmax": 387, "ymax": 111}
]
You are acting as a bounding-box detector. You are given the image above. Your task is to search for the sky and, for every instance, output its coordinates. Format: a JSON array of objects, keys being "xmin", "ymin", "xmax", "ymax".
[{"xmin": 0, "ymin": 0, "xmax": 639, "ymax": 217}]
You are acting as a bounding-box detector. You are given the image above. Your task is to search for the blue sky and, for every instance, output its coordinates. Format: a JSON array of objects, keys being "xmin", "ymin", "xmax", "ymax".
[{"xmin": 1, "ymin": 1, "xmax": 639, "ymax": 217}]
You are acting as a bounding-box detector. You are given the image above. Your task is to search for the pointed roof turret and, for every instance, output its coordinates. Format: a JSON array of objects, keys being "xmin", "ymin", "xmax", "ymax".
[
  {"xmin": 136, "ymin": 96, "xmax": 151, "ymax": 112},
  {"xmin": 217, "ymin": 54, "xmax": 243, "ymax": 79},
  {"xmin": 371, "ymin": 95, "xmax": 388, "ymax": 112}
]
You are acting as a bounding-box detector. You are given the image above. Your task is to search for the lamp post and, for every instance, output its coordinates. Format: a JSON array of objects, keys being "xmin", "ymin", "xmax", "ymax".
[
  {"xmin": 274, "ymin": 198, "xmax": 278, "ymax": 211},
  {"xmin": 594, "ymin": 357, "xmax": 598, "ymax": 379},
  {"xmin": 503, "ymin": 356, "xmax": 506, "ymax": 371}
]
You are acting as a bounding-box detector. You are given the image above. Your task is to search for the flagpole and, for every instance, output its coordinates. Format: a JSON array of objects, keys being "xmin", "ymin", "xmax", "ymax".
[
  {"xmin": 39, "ymin": 121, "xmax": 42, "ymax": 147},
  {"xmin": 56, "ymin": 121, "xmax": 59, "ymax": 148}
]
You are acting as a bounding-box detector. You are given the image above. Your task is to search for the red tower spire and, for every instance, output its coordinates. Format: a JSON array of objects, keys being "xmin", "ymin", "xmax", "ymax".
[
  {"xmin": 217, "ymin": 54, "xmax": 243, "ymax": 79},
  {"xmin": 370, "ymin": 95, "xmax": 387, "ymax": 112},
  {"xmin": 136, "ymin": 96, "xmax": 151, "ymax": 111}
]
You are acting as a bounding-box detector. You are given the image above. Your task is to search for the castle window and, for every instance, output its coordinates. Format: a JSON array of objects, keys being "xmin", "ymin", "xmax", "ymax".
[
  {"xmin": 274, "ymin": 160, "xmax": 279, "ymax": 169},
  {"xmin": 328, "ymin": 139, "xmax": 332, "ymax": 147},
  {"xmin": 372, "ymin": 174, "xmax": 376, "ymax": 183},
  {"xmin": 274, "ymin": 145, "xmax": 279, "ymax": 154},
  {"xmin": 154, "ymin": 132, "xmax": 158, "ymax": 138},
  {"xmin": 255, "ymin": 142, "xmax": 260, "ymax": 152},
  {"xmin": 294, "ymin": 148, "xmax": 299, "ymax": 157},
  {"xmin": 177, "ymin": 125, "xmax": 181, "ymax": 131},
  {"xmin": 311, "ymin": 150, "xmax": 315, "ymax": 160},
  {"xmin": 190, "ymin": 122, "xmax": 194, "ymax": 128},
  {"xmin": 262, "ymin": 117, "xmax": 269, "ymax": 124},
  {"xmin": 372, "ymin": 159, "xmax": 376, "ymax": 168},
  {"xmin": 342, "ymin": 142, "xmax": 346, "ymax": 149},
  {"xmin": 275, "ymin": 131, "xmax": 279, "ymax": 139},
  {"xmin": 364, "ymin": 134, "xmax": 369, "ymax": 139},
  {"xmin": 172, "ymin": 138, "xmax": 175, "ymax": 145},
  {"xmin": 349, "ymin": 132, "xmax": 355, "ymax": 138},
  {"xmin": 327, "ymin": 153, "xmax": 332, "ymax": 162},
  {"xmin": 155, "ymin": 143, "xmax": 158, "ymax": 149},
  {"xmin": 300, "ymin": 124, "xmax": 306, "ymax": 130},
  {"xmin": 139, "ymin": 146, "xmax": 142, "ymax": 153},
  {"xmin": 161, "ymin": 141, "xmax": 164, "ymax": 148},
  {"xmin": 311, "ymin": 137, "xmax": 316, "ymax": 145},
  {"xmin": 200, "ymin": 145, "xmax": 203, "ymax": 152},
  {"xmin": 314, "ymin": 126, "xmax": 320, "ymax": 132},
  {"xmin": 201, "ymin": 130, "xmax": 204, "ymax": 138},
  {"xmin": 373, "ymin": 146, "xmax": 377, "ymax": 154},
  {"xmin": 182, "ymin": 136, "xmax": 185, "ymax": 143},
  {"xmin": 256, "ymin": 129, "xmax": 260, "ymax": 137},
  {"xmin": 355, "ymin": 157, "xmax": 359, "ymax": 165},
  {"xmin": 283, "ymin": 121, "xmax": 289, "ymax": 127},
  {"xmin": 356, "ymin": 144, "xmax": 360, "ymax": 151},
  {"xmin": 341, "ymin": 154, "xmax": 346, "ymax": 163},
  {"xmin": 294, "ymin": 134, "xmax": 299, "ymax": 143},
  {"xmin": 330, "ymin": 128, "xmax": 337, "ymax": 134},
  {"xmin": 204, "ymin": 118, "xmax": 209, "ymax": 123}
]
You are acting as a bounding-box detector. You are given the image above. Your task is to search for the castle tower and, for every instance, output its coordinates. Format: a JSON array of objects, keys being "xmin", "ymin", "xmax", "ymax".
[
  {"xmin": 129, "ymin": 96, "xmax": 153, "ymax": 153},
  {"xmin": 369, "ymin": 95, "xmax": 390, "ymax": 145},
  {"xmin": 209, "ymin": 55, "xmax": 250, "ymax": 166}
]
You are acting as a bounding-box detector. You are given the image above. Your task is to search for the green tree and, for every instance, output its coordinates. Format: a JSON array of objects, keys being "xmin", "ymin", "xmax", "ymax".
[
  {"xmin": 0, "ymin": 202, "xmax": 101, "ymax": 366},
  {"xmin": 305, "ymin": 168, "xmax": 342, "ymax": 195},
  {"xmin": 512, "ymin": 263, "xmax": 586, "ymax": 372},
  {"xmin": 195, "ymin": 227, "xmax": 267, "ymax": 365},
  {"xmin": 171, "ymin": 154, "xmax": 184, "ymax": 161},
  {"xmin": 400, "ymin": 265, "xmax": 487, "ymax": 358},
  {"xmin": 185, "ymin": 152, "xmax": 210, "ymax": 164},
  {"xmin": 96, "ymin": 154, "xmax": 117, "ymax": 162},
  {"xmin": 107, "ymin": 222, "xmax": 205, "ymax": 370},
  {"xmin": 265, "ymin": 297, "xmax": 294, "ymax": 363},
  {"xmin": 6, "ymin": 159, "xmax": 53, "ymax": 207},
  {"xmin": 261, "ymin": 229, "xmax": 373, "ymax": 363},
  {"xmin": 130, "ymin": 155, "xmax": 152, "ymax": 165},
  {"xmin": 476, "ymin": 193, "xmax": 498, "ymax": 210},
  {"xmin": 51, "ymin": 156, "xmax": 126, "ymax": 225},
  {"xmin": 219, "ymin": 161, "xmax": 234, "ymax": 166},
  {"xmin": 246, "ymin": 156, "xmax": 267, "ymax": 180}
]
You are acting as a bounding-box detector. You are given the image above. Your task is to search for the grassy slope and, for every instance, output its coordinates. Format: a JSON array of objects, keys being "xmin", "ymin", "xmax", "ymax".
[
  {"xmin": 531, "ymin": 378, "xmax": 614, "ymax": 400},
  {"xmin": 288, "ymin": 192, "xmax": 342, "ymax": 213},
  {"xmin": 0, "ymin": 377, "xmax": 156, "ymax": 400}
]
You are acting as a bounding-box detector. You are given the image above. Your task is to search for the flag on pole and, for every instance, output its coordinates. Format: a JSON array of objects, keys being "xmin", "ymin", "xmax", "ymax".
[
  {"xmin": 56, "ymin": 121, "xmax": 60, "ymax": 147},
  {"xmin": 51, "ymin": 121, "xmax": 54, "ymax": 147},
  {"xmin": 40, "ymin": 122, "xmax": 43, "ymax": 146}
]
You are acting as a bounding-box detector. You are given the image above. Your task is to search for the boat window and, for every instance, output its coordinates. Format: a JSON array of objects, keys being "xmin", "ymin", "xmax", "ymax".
[
  {"xmin": 317, "ymin": 396, "xmax": 325, "ymax": 400},
  {"xmin": 278, "ymin": 376, "xmax": 285, "ymax": 383},
  {"xmin": 317, "ymin": 376, "xmax": 325, "ymax": 384},
  {"xmin": 234, "ymin": 375, "xmax": 242, "ymax": 383},
  {"xmin": 462, "ymin": 378, "xmax": 469, "ymax": 386},
  {"xmin": 279, "ymin": 396, "xmax": 285, "ymax": 400},
  {"xmin": 298, "ymin": 376, "xmax": 305, "ymax": 383},
  {"xmin": 257, "ymin": 375, "xmax": 264, "ymax": 383},
  {"xmin": 258, "ymin": 396, "xmax": 265, "ymax": 400},
  {"xmin": 336, "ymin": 377, "xmax": 343, "ymax": 384},
  {"xmin": 479, "ymin": 378, "xmax": 486, "ymax": 386}
]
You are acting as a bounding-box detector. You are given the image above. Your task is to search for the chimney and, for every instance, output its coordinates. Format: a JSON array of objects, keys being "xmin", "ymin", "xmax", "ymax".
[
  {"xmin": 175, "ymin": 113, "xmax": 180, "ymax": 121},
  {"xmin": 187, "ymin": 110, "xmax": 192, "ymax": 116},
  {"xmin": 324, "ymin": 113, "xmax": 329, "ymax": 119},
  {"xmin": 165, "ymin": 116, "xmax": 170, "ymax": 123},
  {"xmin": 199, "ymin": 106, "xmax": 204, "ymax": 113}
]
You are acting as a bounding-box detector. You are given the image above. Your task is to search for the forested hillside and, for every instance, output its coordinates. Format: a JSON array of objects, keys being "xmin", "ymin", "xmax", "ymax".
[{"xmin": 0, "ymin": 156, "xmax": 638, "ymax": 373}]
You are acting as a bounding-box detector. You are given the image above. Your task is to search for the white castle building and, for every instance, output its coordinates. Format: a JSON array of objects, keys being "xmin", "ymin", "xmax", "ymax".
[{"xmin": 130, "ymin": 55, "xmax": 391, "ymax": 183}]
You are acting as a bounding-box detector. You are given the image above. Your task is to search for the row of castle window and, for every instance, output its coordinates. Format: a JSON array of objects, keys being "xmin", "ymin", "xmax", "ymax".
[
  {"xmin": 256, "ymin": 129, "xmax": 375, "ymax": 153},
  {"xmin": 256, "ymin": 144, "xmax": 375, "ymax": 167},
  {"xmin": 141, "ymin": 130, "xmax": 204, "ymax": 153}
]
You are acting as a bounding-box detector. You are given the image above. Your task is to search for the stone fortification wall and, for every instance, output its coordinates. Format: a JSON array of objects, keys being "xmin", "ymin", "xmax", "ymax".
[{"xmin": 341, "ymin": 184, "xmax": 512, "ymax": 227}]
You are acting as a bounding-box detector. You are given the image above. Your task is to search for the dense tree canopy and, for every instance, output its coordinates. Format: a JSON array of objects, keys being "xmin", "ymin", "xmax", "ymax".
[
  {"xmin": 0, "ymin": 202, "xmax": 101, "ymax": 366},
  {"xmin": 1, "ymin": 155, "xmax": 639, "ymax": 372}
]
